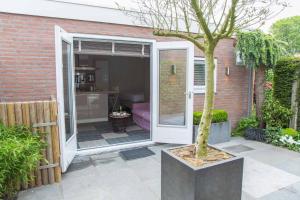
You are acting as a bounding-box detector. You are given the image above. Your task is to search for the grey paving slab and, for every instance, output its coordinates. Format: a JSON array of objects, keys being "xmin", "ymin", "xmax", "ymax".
[
  {"xmin": 214, "ymin": 136, "xmax": 248, "ymax": 148},
  {"xmin": 259, "ymin": 181, "xmax": 300, "ymax": 200},
  {"xmin": 243, "ymin": 158, "xmax": 300, "ymax": 199},
  {"xmin": 17, "ymin": 138, "xmax": 300, "ymax": 200},
  {"xmin": 143, "ymin": 177, "xmax": 161, "ymax": 198},
  {"xmin": 60, "ymin": 169, "xmax": 101, "ymax": 199},
  {"xmin": 274, "ymin": 157, "xmax": 300, "ymax": 176},
  {"xmin": 126, "ymin": 156, "xmax": 161, "ymax": 181},
  {"xmin": 244, "ymin": 145, "xmax": 300, "ymax": 166},
  {"xmin": 63, "ymin": 159, "xmax": 97, "ymax": 178},
  {"xmin": 223, "ymin": 144, "xmax": 255, "ymax": 153},
  {"xmin": 103, "ymin": 179, "xmax": 158, "ymax": 200},
  {"xmin": 242, "ymin": 192, "xmax": 257, "ymax": 200},
  {"xmin": 18, "ymin": 184, "xmax": 63, "ymax": 200},
  {"xmin": 240, "ymin": 140, "xmax": 273, "ymax": 151},
  {"xmin": 66, "ymin": 159, "xmax": 93, "ymax": 173}
]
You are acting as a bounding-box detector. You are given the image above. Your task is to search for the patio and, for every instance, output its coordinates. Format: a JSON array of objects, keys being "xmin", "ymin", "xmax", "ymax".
[{"xmin": 18, "ymin": 137, "xmax": 300, "ymax": 200}]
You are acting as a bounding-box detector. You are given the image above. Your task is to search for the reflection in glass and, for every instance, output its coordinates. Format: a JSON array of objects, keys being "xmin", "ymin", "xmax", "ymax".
[
  {"xmin": 159, "ymin": 49, "xmax": 187, "ymax": 126},
  {"xmin": 62, "ymin": 41, "xmax": 74, "ymax": 141}
]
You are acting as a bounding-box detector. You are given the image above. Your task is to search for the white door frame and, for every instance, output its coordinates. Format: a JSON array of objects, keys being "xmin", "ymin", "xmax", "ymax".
[
  {"xmin": 152, "ymin": 41, "xmax": 194, "ymax": 144},
  {"xmin": 58, "ymin": 32, "xmax": 157, "ymax": 156},
  {"xmin": 55, "ymin": 31, "xmax": 194, "ymax": 158},
  {"xmin": 55, "ymin": 26, "xmax": 77, "ymax": 172}
]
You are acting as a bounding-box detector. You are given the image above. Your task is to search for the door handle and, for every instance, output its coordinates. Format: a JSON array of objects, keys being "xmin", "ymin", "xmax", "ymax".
[
  {"xmin": 189, "ymin": 91, "xmax": 192, "ymax": 99},
  {"xmin": 184, "ymin": 91, "xmax": 193, "ymax": 99}
]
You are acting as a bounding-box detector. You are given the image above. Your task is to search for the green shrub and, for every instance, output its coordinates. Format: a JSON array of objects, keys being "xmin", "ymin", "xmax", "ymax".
[
  {"xmin": 281, "ymin": 128, "xmax": 299, "ymax": 138},
  {"xmin": 265, "ymin": 127, "xmax": 300, "ymax": 152},
  {"xmin": 262, "ymin": 89, "xmax": 292, "ymax": 128},
  {"xmin": 265, "ymin": 127, "xmax": 281, "ymax": 144},
  {"xmin": 232, "ymin": 115, "xmax": 258, "ymax": 136},
  {"xmin": 0, "ymin": 124, "xmax": 46, "ymax": 200},
  {"xmin": 273, "ymin": 57, "xmax": 300, "ymax": 108},
  {"xmin": 193, "ymin": 110, "xmax": 228, "ymax": 125}
]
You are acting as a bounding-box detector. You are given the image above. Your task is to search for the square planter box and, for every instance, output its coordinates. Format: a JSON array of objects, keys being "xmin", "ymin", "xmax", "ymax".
[
  {"xmin": 161, "ymin": 146, "xmax": 244, "ymax": 200},
  {"xmin": 193, "ymin": 121, "xmax": 231, "ymax": 144}
]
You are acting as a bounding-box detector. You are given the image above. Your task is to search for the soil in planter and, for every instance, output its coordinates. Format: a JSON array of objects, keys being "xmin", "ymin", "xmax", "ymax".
[{"xmin": 170, "ymin": 145, "xmax": 233, "ymax": 167}]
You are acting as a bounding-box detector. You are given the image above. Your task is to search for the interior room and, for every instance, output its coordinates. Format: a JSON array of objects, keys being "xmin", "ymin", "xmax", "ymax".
[{"xmin": 74, "ymin": 39, "xmax": 151, "ymax": 149}]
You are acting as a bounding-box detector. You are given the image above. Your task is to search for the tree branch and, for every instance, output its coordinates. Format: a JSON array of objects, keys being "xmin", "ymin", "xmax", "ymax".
[
  {"xmin": 215, "ymin": 0, "xmax": 238, "ymax": 40},
  {"xmin": 191, "ymin": 0, "xmax": 213, "ymax": 41},
  {"xmin": 153, "ymin": 30, "xmax": 205, "ymax": 51}
]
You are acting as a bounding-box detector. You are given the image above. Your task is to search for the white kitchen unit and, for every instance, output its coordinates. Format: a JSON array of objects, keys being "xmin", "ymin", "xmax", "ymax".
[{"xmin": 76, "ymin": 92, "xmax": 108, "ymax": 123}]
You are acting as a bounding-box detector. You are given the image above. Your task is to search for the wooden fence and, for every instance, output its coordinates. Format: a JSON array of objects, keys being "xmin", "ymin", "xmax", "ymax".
[{"xmin": 0, "ymin": 100, "xmax": 61, "ymax": 189}]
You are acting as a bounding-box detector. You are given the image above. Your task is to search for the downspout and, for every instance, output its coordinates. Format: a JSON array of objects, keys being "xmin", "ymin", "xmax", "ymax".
[{"xmin": 247, "ymin": 67, "xmax": 254, "ymax": 116}]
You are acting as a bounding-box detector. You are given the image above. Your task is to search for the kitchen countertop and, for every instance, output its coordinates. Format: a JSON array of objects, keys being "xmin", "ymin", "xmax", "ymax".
[{"xmin": 76, "ymin": 91, "xmax": 119, "ymax": 95}]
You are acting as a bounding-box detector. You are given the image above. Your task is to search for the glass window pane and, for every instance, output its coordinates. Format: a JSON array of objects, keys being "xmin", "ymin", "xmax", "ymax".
[
  {"xmin": 159, "ymin": 49, "xmax": 187, "ymax": 126},
  {"xmin": 62, "ymin": 40, "xmax": 74, "ymax": 141},
  {"xmin": 194, "ymin": 60, "xmax": 205, "ymax": 86}
]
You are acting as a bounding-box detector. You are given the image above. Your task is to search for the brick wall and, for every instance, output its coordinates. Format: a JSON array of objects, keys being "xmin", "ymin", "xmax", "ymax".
[
  {"xmin": 0, "ymin": 13, "xmax": 249, "ymax": 127},
  {"xmin": 193, "ymin": 41, "xmax": 250, "ymax": 127}
]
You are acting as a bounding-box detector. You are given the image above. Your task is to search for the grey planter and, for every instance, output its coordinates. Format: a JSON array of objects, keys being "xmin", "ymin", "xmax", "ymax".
[
  {"xmin": 193, "ymin": 121, "xmax": 231, "ymax": 144},
  {"xmin": 161, "ymin": 146, "xmax": 244, "ymax": 200}
]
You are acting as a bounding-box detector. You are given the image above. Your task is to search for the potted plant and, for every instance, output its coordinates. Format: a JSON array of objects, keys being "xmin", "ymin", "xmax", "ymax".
[
  {"xmin": 193, "ymin": 110, "xmax": 231, "ymax": 144},
  {"xmin": 162, "ymin": 146, "xmax": 243, "ymax": 200},
  {"xmin": 119, "ymin": 1, "xmax": 285, "ymax": 199}
]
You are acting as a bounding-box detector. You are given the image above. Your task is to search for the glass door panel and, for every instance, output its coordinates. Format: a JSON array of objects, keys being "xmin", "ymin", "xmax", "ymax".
[
  {"xmin": 62, "ymin": 40, "xmax": 74, "ymax": 141},
  {"xmin": 159, "ymin": 49, "xmax": 187, "ymax": 126},
  {"xmin": 55, "ymin": 25, "xmax": 76, "ymax": 172},
  {"xmin": 152, "ymin": 41, "xmax": 194, "ymax": 144}
]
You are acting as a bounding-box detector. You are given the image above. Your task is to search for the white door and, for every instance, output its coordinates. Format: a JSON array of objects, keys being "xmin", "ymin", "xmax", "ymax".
[
  {"xmin": 55, "ymin": 26, "xmax": 77, "ymax": 172},
  {"xmin": 152, "ymin": 41, "xmax": 194, "ymax": 144}
]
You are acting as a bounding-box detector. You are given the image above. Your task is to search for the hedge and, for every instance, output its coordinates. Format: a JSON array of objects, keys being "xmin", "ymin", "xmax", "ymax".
[
  {"xmin": 273, "ymin": 57, "xmax": 300, "ymax": 108},
  {"xmin": 193, "ymin": 110, "xmax": 228, "ymax": 125}
]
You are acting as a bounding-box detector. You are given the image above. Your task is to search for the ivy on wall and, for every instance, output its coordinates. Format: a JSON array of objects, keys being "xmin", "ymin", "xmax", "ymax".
[
  {"xmin": 236, "ymin": 30, "xmax": 285, "ymax": 68},
  {"xmin": 273, "ymin": 57, "xmax": 300, "ymax": 108}
]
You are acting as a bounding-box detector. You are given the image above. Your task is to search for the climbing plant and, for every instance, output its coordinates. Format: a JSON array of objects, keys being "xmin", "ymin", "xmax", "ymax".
[
  {"xmin": 236, "ymin": 30, "xmax": 286, "ymax": 127},
  {"xmin": 236, "ymin": 30, "xmax": 285, "ymax": 68}
]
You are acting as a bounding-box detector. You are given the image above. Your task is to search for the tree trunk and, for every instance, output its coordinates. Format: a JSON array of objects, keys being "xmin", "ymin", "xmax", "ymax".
[
  {"xmin": 255, "ymin": 67, "xmax": 265, "ymax": 128},
  {"xmin": 290, "ymin": 68, "xmax": 300, "ymax": 129},
  {"xmin": 195, "ymin": 47, "xmax": 215, "ymax": 158}
]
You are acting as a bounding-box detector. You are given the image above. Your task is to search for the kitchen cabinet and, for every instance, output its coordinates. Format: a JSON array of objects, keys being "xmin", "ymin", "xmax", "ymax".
[{"xmin": 76, "ymin": 93, "xmax": 108, "ymax": 123}]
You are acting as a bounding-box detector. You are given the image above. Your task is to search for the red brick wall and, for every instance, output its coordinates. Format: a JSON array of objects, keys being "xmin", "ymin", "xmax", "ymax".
[
  {"xmin": 193, "ymin": 41, "xmax": 250, "ymax": 127},
  {"xmin": 0, "ymin": 13, "xmax": 249, "ymax": 127}
]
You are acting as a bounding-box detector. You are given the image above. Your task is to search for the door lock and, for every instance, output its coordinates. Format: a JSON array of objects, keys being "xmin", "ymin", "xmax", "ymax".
[
  {"xmin": 188, "ymin": 91, "xmax": 192, "ymax": 99},
  {"xmin": 184, "ymin": 91, "xmax": 193, "ymax": 99}
]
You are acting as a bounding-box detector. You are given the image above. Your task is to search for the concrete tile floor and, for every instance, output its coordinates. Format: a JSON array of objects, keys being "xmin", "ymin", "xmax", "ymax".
[{"xmin": 18, "ymin": 138, "xmax": 300, "ymax": 200}]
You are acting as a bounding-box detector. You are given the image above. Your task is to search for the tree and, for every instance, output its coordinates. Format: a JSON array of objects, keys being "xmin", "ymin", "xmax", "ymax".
[
  {"xmin": 121, "ymin": 0, "xmax": 286, "ymax": 158},
  {"xmin": 271, "ymin": 16, "xmax": 300, "ymax": 55},
  {"xmin": 236, "ymin": 30, "xmax": 285, "ymax": 127}
]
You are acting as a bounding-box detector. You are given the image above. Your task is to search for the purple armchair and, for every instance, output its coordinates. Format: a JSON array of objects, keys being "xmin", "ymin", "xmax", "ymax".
[{"xmin": 132, "ymin": 102, "xmax": 150, "ymax": 131}]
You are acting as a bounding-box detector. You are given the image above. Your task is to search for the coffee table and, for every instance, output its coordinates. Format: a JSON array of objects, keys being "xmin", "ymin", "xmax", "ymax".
[{"xmin": 109, "ymin": 112, "xmax": 131, "ymax": 132}]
